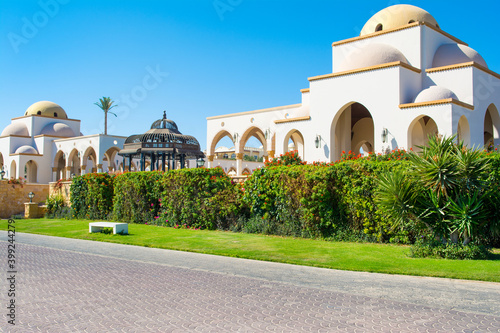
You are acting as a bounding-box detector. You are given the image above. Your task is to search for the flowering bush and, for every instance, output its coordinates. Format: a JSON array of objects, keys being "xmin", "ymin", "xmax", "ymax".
[
  {"xmin": 265, "ymin": 150, "xmax": 305, "ymax": 167},
  {"xmin": 70, "ymin": 173, "xmax": 115, "ymax": 220}
]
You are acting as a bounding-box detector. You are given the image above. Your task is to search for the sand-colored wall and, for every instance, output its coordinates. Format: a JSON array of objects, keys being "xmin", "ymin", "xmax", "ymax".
[
  {"xmin": 0, "ymin": 181, "xmax": 50, "ymax": 218},
  {"xmin": 49, "ymin": 181, "xmax": 72, "ymax": 206}
]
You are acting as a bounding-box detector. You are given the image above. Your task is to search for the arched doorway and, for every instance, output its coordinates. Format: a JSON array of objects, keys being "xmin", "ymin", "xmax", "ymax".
[
  {"xmin": 284, "ymin": 129, "xmax": 305, "ymax": 158},
  {"xmin": 330, "ymin": 102, "xmax": 374, "ymax": 161},
  {"xmin": 25, "ymin": 160, "xmax": 37, "ymax": 183},
  {"xmin": 209, "ymin": 130, "xmax": 234, "ymax": 157},
  {"xmin": 484, "ymin": 104, "xmax": 500, "ymax": 148},
  {"xmin": 68, "ymin": 149, "xmax": 80, "ymax": 177},
  {"xmin": 408, "ymin": 115, "xmax": 438, "ymax": 151},
  {"xmin": 10, "ymin": 160, "xmax": 16, "ymax": 179},
  {"xmin": 457, "ymin": 115, "xmax": 471, "ymax": 147},
  {"xmin": 54, "ymin": 151, "xmax": 66, "ymax": 180}
]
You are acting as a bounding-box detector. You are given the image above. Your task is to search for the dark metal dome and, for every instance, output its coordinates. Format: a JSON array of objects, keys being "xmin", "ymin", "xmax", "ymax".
[{"xmin": 150, "ymin": 111, "xmax": 180, "ymax": 133}]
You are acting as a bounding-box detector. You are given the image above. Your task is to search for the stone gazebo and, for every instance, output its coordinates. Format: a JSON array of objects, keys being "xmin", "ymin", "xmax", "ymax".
[{"xmin": 119, "ymin": 111, "xmax": 204, "ymax": 171}]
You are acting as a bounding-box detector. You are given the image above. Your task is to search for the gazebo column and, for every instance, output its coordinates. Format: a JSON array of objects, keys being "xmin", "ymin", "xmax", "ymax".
[
  {"xmin": 172, "ymin": 151, "xmax": 176, "ymax": 170},
  {"xmin": 52, "ymin": 167, "xmax": 58, "ymax": 182},
  {"xmin": 150, "ymin": 153, "xmax": 155, "ymax": 171},
  {"xmin": 128, "ymin": 155, "xmax": 133, "ymax": 172},
  {"xmin": 140, "ymin": 153, "xmax": 145, "ymax": 171},
  {"xmin": 162, "ymin": 153, "xmax": 166, "ymax": 172},
  {"xmin": 236, "ymin": 153, "xmax": 243, "ymax": 176}
]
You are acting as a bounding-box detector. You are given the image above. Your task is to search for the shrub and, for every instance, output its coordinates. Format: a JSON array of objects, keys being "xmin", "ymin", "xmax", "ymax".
[
  {"xmin": 70, "ymin": 173, "xmax": 115, "ymax": 220},
  {"xmin": 409, "ymin": 239, "xmax": 491, "ymax": 260},
  {"xmin": 158, "ymin": 167, "xmax": 245, "ymax": 230},
  {"xmin": 113, "ymin": 171, "xmax": 164, "ymax": 224}
]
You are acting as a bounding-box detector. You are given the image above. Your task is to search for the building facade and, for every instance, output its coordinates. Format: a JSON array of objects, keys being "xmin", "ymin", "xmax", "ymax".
[{"xmin": 206, "ymin": 5, "xmax": 500, "ymax": 175}]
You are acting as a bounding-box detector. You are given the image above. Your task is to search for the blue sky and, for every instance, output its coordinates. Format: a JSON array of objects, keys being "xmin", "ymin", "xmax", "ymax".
[{"xmin": 1, "ymin": 0, "xmax": 499, "ymax": 150}]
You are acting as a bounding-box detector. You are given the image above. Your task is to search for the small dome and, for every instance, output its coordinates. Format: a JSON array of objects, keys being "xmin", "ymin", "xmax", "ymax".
[
  {"xmin": 150, "ymin": 111, "xmax": 180, "ymax": 133},
  {"xmin": 432, "ymin": 44, "xmax": 487, "ymax": 68},
  {"xmin": 15, "ymin": 145, "xmax": 38, "ymax": 154},
  {"xmin": 25, "ymin": 101, "xmax": 68, "ymax": 119},
  {"xmin": 414, "ymin": 86, "xmax": 458, "ymax": 103},
  {"xmin": 338, "ymin": 43, "xmax": 408, "ymax": 72},
  {"xmin": 40, "ymin": 122, "xmax": 75, "ymax": 137},
  {"xmin": 361, "ymin": 5, "xmax": 439, "ymax": 36},
  {"xmin": 1, "ymin": 122, "xmax": 29, "ymax": 137}
]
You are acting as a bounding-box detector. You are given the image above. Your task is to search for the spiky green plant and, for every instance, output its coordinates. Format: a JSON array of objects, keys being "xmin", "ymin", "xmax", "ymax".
[{"xmin": 94, "ymin": 97, "xmax": 117, "ymax": 135}]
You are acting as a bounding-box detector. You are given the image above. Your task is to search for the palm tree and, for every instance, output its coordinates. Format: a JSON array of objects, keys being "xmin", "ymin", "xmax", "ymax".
[{"xmin": 94, "ymin": 97, "xmax": 117, "ymax": 135}]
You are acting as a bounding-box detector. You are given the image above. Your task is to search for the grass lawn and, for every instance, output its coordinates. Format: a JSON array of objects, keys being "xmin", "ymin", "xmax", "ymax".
[{"xmin": 1, "ymin": 218, "xmax": 499, "ymax": 282}]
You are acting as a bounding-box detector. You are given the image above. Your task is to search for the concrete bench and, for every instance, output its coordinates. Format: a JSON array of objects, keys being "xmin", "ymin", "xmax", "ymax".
[{"xmin": 89, "ymin": 222, "xmax": 128, "ymax": 235}]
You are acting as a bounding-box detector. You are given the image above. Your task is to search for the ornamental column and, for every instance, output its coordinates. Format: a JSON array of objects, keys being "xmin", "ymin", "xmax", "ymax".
[
  {"xmin": 52, "ymin": 167, "xmax": 58, "ymax": 182},
  {"xmin": 207, "ymin": 155, "xmax": 214, "ymax": 168},
  {"xmin": 266, "ymin": 150, "xmax": 275, "ymax": 162},
  {"xmin": 81, "ymin": 164, "xmax": 87, "ymax": 175},
  {"xmin": 236, "ymin": 153, "xmax": 243, "ymax": 176},
  {"xmin": 97, "ymin": 164, "xmax": 103, "ymax": 173},
  {"xmin": 64, "ymin": 166, "xmax": 71, "ymax": 179}
]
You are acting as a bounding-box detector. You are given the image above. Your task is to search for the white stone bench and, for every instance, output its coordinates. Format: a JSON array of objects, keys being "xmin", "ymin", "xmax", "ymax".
[{"xmin": 89, "ymin": 222, "xmax": 128, "ymax": 235}]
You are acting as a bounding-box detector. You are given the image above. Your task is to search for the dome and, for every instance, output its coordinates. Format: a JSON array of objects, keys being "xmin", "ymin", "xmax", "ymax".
[
  {"xmin": 40, "ymin": 122, "xmax": 75, "ymax": 137},
  {"xmin": 14, "ymin": 145, "xmax": 38, "ymax": 154},
  {"xmin": 414, "ymin": 86, "xmax": 458, "ymax": 103},
  {"xmin": 150, "ymin": 111, "xmax": 180, "ymax": 133},
  {"xmin": 432, "ymin": 44, "xmax": 488, "ymax": 68},
  {"xmin": 1, "ymin": 122, "xmax": 29, "ymax": 137},
  {"xmin": 361, "ymin": 5, "xmax": 439, "ymax": 36},
  {"xmin": 24, "ymin": 101, "xmax": 68, "ymax": 119},
  {"xmin": 338, "ymin": 43, "xmax": 409, "ymax": 72}
]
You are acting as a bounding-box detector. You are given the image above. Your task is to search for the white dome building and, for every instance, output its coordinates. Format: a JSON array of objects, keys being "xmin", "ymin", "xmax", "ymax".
[
  {"xmin": 207, "ymin": 5, "xmax": 500, "ymax": 175},
  {"xmin": 0, "ymin": 101, "xmax": 128, "ymax": 184}
]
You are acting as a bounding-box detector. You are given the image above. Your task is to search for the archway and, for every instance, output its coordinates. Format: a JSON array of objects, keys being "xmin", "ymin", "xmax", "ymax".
[
  {"xmin": 408, "ymin": 115, "xmax": 438, "ymax": 151},
  {"xmin": 10, "ymin": 160, "xmax": 16, "ymax": 179},
  {"xmin": 104, "ymin": 147, "xmax": 120, "ymax": 172},
  {"xmin": 227, "ymin": 167, "xmax": 237, "ymax": 176},
  {"xmin": 210, "ymin": 130, "xmax": 234, "ymax": 157},
  {"xmin": 484, "ymin": 104, "xmax": 500, "ymax": 148},
  {"xmin": 54, "ymin": 150, "xmax": 66, "ymax": 180},
  {"xmin": 284, "ymin": 129, "xmax": 305, "ymax": 158},
  {"xmin": 330, "ymin": 102, "xmax": 374, "ymax": 161},
  {"xmin": 239, "ymin": 127, "xmax": 266, "ymax": 153},
  {"xmin": 68, "ymin": 149, "xmax": 80, "ymax": 177},
  {"xmin": 83, "ymin": 147, "xmax": 97, "ymax": 173},
  {"xmin": 457, "ymin": 115, "xmax": 471, "ymax": 147},
  {"xmin": 25, "ymin": 160, "xmax": 37, "ymax": 183}
]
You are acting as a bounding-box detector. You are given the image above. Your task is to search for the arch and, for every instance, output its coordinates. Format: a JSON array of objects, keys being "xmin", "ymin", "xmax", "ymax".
[
  {"xmin": 457, "ymin": 115, "xmax": 471, "ymax": 147},
  {"xmin": 330, "ymin": 102, "xmax": 374, "ymax": 161},
  {"xmin": 104, "ymin": 146, "xmax": 121, "ymax": 172},
  {"xmin": 83, "ymin": 147, "xmax": 97, "ymax": 173},
  {"xmin": 484, "ymin": 104, "xmax": 500, "ymax": 148},
  {"xmin": 209, "ymin": 130, "xmax": 234, "ymax": 156},
  {"xmin": 408, "ymin": 115, "xmax": 438, "ymax": 151},
  {"xmin": 25, "ymin": 160, "xmax": 38, "ymax": 183},
  {"xmin": 239, "ymin": 127, "xmax": 266, "ymax": 154},
  {"xmin": 227, "ymin": 167, "xmax": 237, "ymax": 176},
  {"xmin": 53, "ymin": 150, "xmax": 66, "ymax": 180},
  {"xmin": 10, "ymin": 160, "xmax": 16, "ymax": 179},
  {"xmin": 283, "ymin": 129, "xmax": 305, "ymax": 159},
  {"xmin": 68, "ymin": 148, "xmax": 81, "ymax": 177},
  {"xmin": 242, "ymin": 168, "xmax": 251, "ymax": 175}
]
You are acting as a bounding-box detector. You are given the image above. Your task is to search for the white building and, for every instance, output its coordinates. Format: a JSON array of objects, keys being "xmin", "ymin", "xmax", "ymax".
[
  {"xmin": 207, "ymin": 5, "xmax": 500, "ymax": 175},
  {"xmin": 0, "ymin": 101, "xmax": 128, "ymax": 184}
]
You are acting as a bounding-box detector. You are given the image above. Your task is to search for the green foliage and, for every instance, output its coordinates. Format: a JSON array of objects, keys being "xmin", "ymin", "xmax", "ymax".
[
  {"xmin": 409, "ymin": 239, "xmax": 491, "ymax": 260},
  {"xmin": 46, "ymin": 193, "xmax": 65, "ymax": 214},
  {"xmin": 158, "ymin": 167, "xmax": 245, "ymax": 230},
  {"xmin": 377, "ymin": 135, "xmax": 498, "ymax": 245},
  {"xmin": 112, "ymin": 171, "xmax": 164, "ymax": 224},
  {"xmin": 70, "ymin": 173, "xmax": 115, "ymax": 220},
  {"xmin": 265, "ymin": 150, "xmax": 304, "ymax": 167}
]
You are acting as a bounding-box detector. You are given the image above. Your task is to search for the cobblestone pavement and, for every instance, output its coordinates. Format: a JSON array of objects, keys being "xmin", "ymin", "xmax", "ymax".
[{"xmin": 0, "ymin": 233, "xmax": 499, "ymax": 332}]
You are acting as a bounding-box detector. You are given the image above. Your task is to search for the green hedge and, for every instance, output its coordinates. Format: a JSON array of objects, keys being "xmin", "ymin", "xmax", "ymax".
[
  {"xmin": 70, "ymin": 173, "xmax": 115, "ymax": 220},
  {"xmin": 113, "ymin": 171, "xmax": 164, "ymax": 224},
  {"xmin": 158, "ymin": 167, "xmax": 245, "ymax": 230}
]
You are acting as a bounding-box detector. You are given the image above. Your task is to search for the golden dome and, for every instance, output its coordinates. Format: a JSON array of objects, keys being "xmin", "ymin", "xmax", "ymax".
[
  {"xmin": 360, "ymin": 5, "xmax": 439, "ymax": 36},
  {"xmin": 24, "ymin": 101, "xmax": 68, "ymax": 119}
]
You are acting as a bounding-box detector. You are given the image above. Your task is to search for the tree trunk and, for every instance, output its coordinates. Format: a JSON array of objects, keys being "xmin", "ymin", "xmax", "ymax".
[{"xmin": 104, "ymin": 111, "xmax": 107, "ymax": 135}]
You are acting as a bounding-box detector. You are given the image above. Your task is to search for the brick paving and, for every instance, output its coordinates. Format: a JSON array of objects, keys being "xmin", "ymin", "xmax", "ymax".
[{"xmin": 0, "ymin": 234, "xmax": 499, "ymax": 332}]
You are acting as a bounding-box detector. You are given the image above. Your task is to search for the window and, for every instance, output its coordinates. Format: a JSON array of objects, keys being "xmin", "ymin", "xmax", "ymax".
[
  {"xmin": 375, "ymin": 23, "xmax": 383, "ymax": 32},
  {"xmin": 54, "ymin": 112, "xmax": 58, "ymax": 117}
]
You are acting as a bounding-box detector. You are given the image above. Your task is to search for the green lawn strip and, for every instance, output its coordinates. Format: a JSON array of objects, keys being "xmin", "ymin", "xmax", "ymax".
[{"xmin": 1, "ymin": 218, "xmax": 499, "ymax": 282}]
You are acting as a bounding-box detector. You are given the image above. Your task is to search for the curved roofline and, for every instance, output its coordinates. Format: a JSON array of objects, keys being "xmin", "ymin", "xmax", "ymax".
[{"xmin": 332, "ymin": 22, "xmax": 467, "ymax": 48}]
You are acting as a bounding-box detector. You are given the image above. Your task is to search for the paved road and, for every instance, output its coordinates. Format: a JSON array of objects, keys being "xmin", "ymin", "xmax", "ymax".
[{"xmin": 0, "ymin": 232, "xmax": 499, "ymax": 332}]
